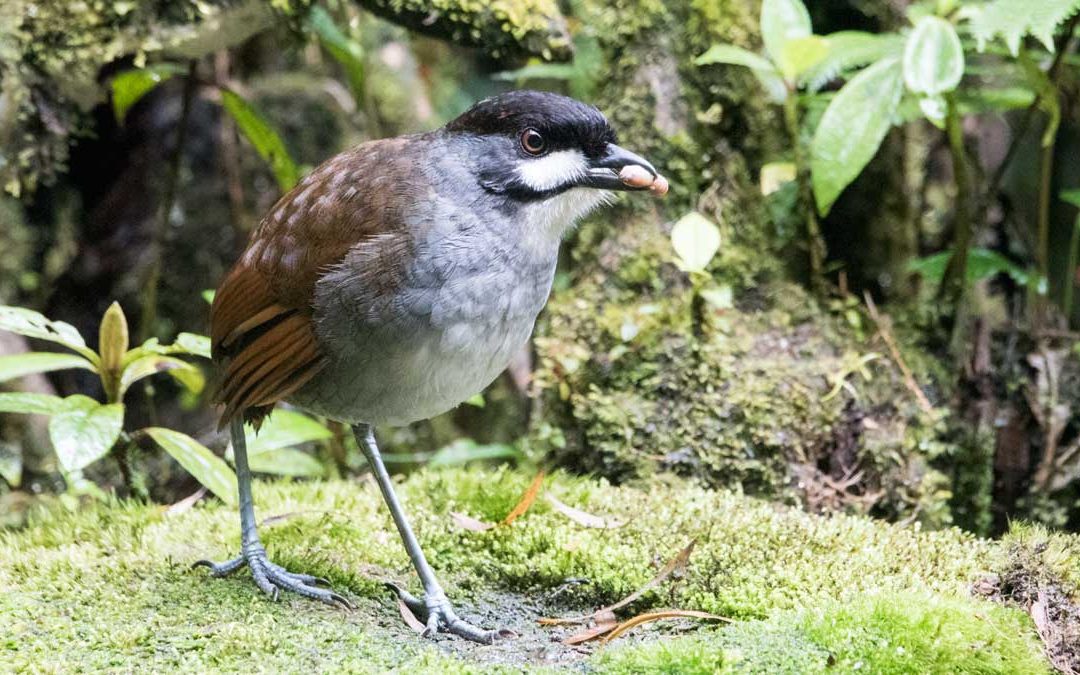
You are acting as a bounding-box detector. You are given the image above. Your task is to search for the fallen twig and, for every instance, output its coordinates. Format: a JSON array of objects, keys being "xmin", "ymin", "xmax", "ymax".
[{"xmin": 863, "ymin": 292, "xmax": 934, "ymax": 414}]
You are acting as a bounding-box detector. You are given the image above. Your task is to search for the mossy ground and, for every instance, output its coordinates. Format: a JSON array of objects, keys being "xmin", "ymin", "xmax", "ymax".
[{"xmin": 1, "ymin": 468, "xmax": 1053, "ymax": 672}]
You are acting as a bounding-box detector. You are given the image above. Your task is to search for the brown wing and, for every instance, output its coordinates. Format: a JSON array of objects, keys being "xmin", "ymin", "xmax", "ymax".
[{"xmin": 210, "ymin": 137, "xmax": 415, "ymax": 428}]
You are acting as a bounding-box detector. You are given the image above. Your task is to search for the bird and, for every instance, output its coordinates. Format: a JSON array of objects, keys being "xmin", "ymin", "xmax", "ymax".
[{"xmin": 198, "ymin": 89, "xmax": 668, "ymax": 643}]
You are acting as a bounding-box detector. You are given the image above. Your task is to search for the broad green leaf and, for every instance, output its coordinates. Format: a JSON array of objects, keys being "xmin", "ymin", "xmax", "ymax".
[
  {"xmin": 306, "ymin": 6, "xmax": 365, "ymax": 97},
  {"xmin": 111, "ymin": 63, "xmax": 186, "ymax": 123},
  {"xmin": 970, "ymin": 0, "xmax": 1080, "ymax": 55},
  {"xmin": 801, "ymin": 32, "xmax": 904, "ymax": 92},
  {"xmin": 778, "ymin": 35, "xmax": 829, "ymax": 83},
  {"xmin": 1060, "ymin": 189, "xmax": 1080, "ymax": 208},
  {"xmin": 694, "ymin": 43, "xmax": 775, "ymax": 72},
  {"xmin": 761, "ymin": 0, "xmax": 813, "ymax": 66},
  {"xmin": 492, "ymin": 63, "xmax": 578, "ymax": 81},
  {"xmin": 908, "ymin": 248, "xmax": 1031, "ymax": 286},
  {"xmin": 428, "ymin": 439, "xmax": 522, "ymax": 468},
  {"xmin": 0, "ymin": 352, "xmax": 96, "ymax": 383},
  {"xmin": 242, "ymin": 409, "xmax": 331, "ymax": 454},
  {"xmin": 220, "ymin": 89, "xmax": 300, "ymax": 191},
  {"xmin": 119, "ymin": 354, "xmax": 205, "ymax": 398},
  {"xmin": 0, "ymin": 392, "xmax": 66, "ymax": 415},
  {"xmin": 146, "ymin": 427, "xmax": 237, "ymax": 505},
  {"xmin": 811, "ymin": 57, "xmax": 904, "ymax": 215},
  {"xmin": 98, "ymin": 302, "xmax": 129, "ymax": 376},
  {"xmin": 49, "ymin": 395, "xmax": 124, "ymax": 473},
  {"xmin": 903, "ymin": 17, "xmax": 964, "ymax": 96},
  {"xmin": 670, "ymin": 212, "xmax": 722, "ymax": 273},
  {"xmin": 0, "ymin": 306, "xmax": 98, "ymax": 363},
  {"xmin": 247, "ymin": 447, "xmax": 325, "ymax": 477},
  {"xmin": 173, "ymin": 333, "xmax": 211, "ymax": 359}
]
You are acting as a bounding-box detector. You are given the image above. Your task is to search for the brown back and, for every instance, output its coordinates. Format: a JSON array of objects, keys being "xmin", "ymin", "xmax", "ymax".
[{"xmin": 210, "ymin": 137, "xmax": 416, "ymax": 427}]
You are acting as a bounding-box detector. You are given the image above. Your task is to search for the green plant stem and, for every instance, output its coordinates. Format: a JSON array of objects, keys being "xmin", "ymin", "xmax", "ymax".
[
  {"xmin": 783, "ymin": 90, "xmax": 825, "ymax": 295},
  {"xmin": 113, "ymin": 433, "xmax": 149, "ymax": 501},
  {"xmin": 1036, "ymin": 134, "xmax": 1055, "ymax": 322},
  {"xmin": 939, "ymin": 94, "xmax": 973, "ymax": 314},
  {"xmin": 1065, "ymin": 217, "xmax": 1080, "ymax": 326},
  {"xmin": 138, "ymin": 61, "xmax": 197, "ymax": 344}
]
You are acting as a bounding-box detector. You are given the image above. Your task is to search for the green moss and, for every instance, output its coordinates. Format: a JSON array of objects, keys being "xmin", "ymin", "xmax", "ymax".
[
  {"xmin": 600, "ymin": 592, "xmax": 1049, "ymax": 674},
  {"xmin": 0, "ymin": 469, "xmax": 1051, "ymax": 671},
  {"xmin": 358, "ymin": 0, "xmax": 570, "ymax": 60},
  {"xmin": 535, "ymin": 218, "xmax": 955, "ymax": 525}
]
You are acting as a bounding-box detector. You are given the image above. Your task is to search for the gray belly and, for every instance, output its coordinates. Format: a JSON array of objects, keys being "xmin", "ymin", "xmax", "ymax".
[
  {"xmin": 289, "ymin": 315, "xmax": 536, "ymax": 425},
  {"xmin": 291, "ymin": 233, "xmax": 557, "ymax": 425}
]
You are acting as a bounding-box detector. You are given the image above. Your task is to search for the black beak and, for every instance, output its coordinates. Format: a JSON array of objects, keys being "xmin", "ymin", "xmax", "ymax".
[{"xmin": 579, "ymin": 143, "xmax": 659, "ymax": 191}]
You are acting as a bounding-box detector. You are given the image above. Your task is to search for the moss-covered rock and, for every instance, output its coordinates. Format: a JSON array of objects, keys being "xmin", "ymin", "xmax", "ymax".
[{"xmin": 0, "ymin": 468, "xmax": 1056, "ymax": 671}]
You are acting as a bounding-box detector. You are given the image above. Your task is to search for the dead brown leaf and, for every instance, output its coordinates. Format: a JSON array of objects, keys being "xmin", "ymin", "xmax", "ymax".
[
  {"xmin": 450, "ymin": 471, "xmax": 546, "ymax": 531},
  {"xmin": 539, "ymin": 539, "xmax": 697, "ymax": 626},
  {"xmin": 449, "ymin": 511, "xmax": 496, "ymax": 532},
  {"xmin": 397, "ymin": 596, "xmax": 427, "ymax": 633},
  {"xmin": 600, "ymin": 609, "xmax": 732, "ymax": 644},
  {"xmin": 562, "ymin": 610, "xmax": 619, "ymax": 644},
  {"xmin": 545, "ymin": 493, "xmax": 624, "ymax": 529},
  {"xmin": 501, "ymin": 471, "xmax": 546, "ymax": 525},
  {"xmin": 164, "ymin": 487, "xmax": 206, "ymax": 517}
]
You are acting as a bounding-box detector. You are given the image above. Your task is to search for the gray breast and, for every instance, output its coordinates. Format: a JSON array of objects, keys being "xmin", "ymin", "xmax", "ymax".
[{"xmin": 293, "ymin": 177, "xmax": 559, "ymax": 426}]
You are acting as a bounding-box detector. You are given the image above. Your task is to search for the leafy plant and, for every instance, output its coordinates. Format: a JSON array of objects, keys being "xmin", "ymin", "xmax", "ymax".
[
  {"xmin": 111, "ymin": 66, "xmax": 299, "ymax": 192},
  {"xmin": 0, "ymin": 303, "xmax": 227, "ymax": 500}
]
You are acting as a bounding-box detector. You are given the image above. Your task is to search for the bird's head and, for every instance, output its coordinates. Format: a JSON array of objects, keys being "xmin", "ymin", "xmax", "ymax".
[{"xmin": 442, "ymin": 90, "xmax": 667, "ymax": 230}]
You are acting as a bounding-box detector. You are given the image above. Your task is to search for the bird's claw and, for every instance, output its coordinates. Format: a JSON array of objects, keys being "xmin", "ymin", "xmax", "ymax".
[
  {"xmin": 194, "ymin": 543, "xmax": 353, "ymax": 610},
  {"xmin": 385, "ymin": 582, "xmax": 516, "ymax": 644}
]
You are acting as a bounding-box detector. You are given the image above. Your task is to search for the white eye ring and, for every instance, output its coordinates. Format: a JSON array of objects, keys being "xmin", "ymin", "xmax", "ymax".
[{"xmin": 520, "ymin": 128, "xmax": 546, "ymax": 155}]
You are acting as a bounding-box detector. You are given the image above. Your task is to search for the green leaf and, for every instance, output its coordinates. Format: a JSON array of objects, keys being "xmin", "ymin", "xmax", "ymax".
[
  {"xmin": 220, "ymin": 89, "xmax": 300, "ymax": 191},
  {"xmin": 0, "ymin": 305, "xmax": 98, "ymax": 363},
  {"xmin": 0, "ymin": 352, "xmax": 96, "ymax": 384},
  {"xmin": 306, "ymin": 6, "xmax": 365, "ymax": 97},
  {"xmin": 98, "ymin": 302, "xmax": 129, "ymax": 377},
  {"xmin": 694, "ymin": 43, "xmax": 775, "ymax": 72},
  {"xmin": 811, "ymin": 57, "xmax": 904, "ymax": 215},
  {"xmin": 761, "ymin": 0, "xmax": 813, "ymax": 66},
  {"xmin": 146, "ymin": 427, "xmax": 237, "ymax": 505},
  {"xmin": 428, "ymin": 439, "xmax": 522, "ymax": 468},
  {"xmin": 49, "ymin": 395, "xmax": 124, "ymax": 473},
  {"xmin": 670, "ymin": 212, "xmax": 722, "ymax": 273},
  {"xmin": 492, "ymin": 62, "xmax": 579, "ymax": 81},
  {"xmin": 800, "ymin": 32, "xmax": 905, "ymax": 92},
  {"xmin": 1060, "ymin": 189, "xmax": 1080, "ymax": 208},
  {"xmin": 119, "ymin": 355, "xmax": 204, "ymax": 398},
  {"xmin": 464, "ymin": 393, "xmax": 485, "ymax": 408},
  {"xmin": 224, "ymin": 410, "xmax": 329, "ymax": 478},
  {"xmin": 173, "ymin": 333, "xmax": 211, "ymax": 359},
  {"xmin": 908, "ymin": 248, "xmax": 1031, "ymax": 286},
  {"xmin": 903, "ymin": 17, "xmax": 964, "ymax": 96},
  {"xmin": 111, "ymin": 63, "xmax": 186, "ymax": 123},
  {"xmin": 201, "ymin": 289, "xmax": 216, "ymax": 305},
  {"xmin": 247, "ymin": 448, "xmax": 325, "ymax": 477},
  {"xmin": 778, "ymin": 35, "xmax": 829, "ymax": 83},
  {"xmin": 0, "ymin": 392, "xmax": 66, "ymax": 415},
  {"xmin": 243, "ymin": 409, "xmax": 331, "ymax": 454},
  {"xmin": 971, "ymin": 0, "xmax": 1080, "ymax": 55}
]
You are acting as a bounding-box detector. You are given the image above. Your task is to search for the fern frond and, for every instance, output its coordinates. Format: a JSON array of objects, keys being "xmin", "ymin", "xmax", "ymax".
[{"xmin": 970, "ymin": 0, "xmax": 1080, "ymax": 55}]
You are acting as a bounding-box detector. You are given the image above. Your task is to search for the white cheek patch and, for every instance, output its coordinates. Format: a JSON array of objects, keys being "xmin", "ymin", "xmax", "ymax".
[{"xmin": 516, "ymin": 149, "xmax": 587, "ymax": 191}]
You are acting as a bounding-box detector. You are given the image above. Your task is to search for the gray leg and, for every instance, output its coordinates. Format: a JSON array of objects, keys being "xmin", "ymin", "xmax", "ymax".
[
  {"xmin": 194, "ymin": 417, "xmax": 352, "ymax": 609},
  {"xmin": 353, "ymin": 423, "xmax": 513, "ymax": 644}
]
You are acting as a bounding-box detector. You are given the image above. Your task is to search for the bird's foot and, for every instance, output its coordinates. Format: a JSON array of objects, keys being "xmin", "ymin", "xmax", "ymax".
[
  {"xmin": 194, "ymin": 542, "xmax": 353, "ymax": 609},
  {"xmin": 387, "ymin": 582, "xmax": 516, "ymax": 644}
]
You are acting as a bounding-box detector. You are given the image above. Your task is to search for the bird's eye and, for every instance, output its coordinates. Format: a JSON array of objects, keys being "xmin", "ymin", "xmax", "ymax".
[{"xmin": 520, "ymin": 128, "xmax": 546, "ymax": 155}]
